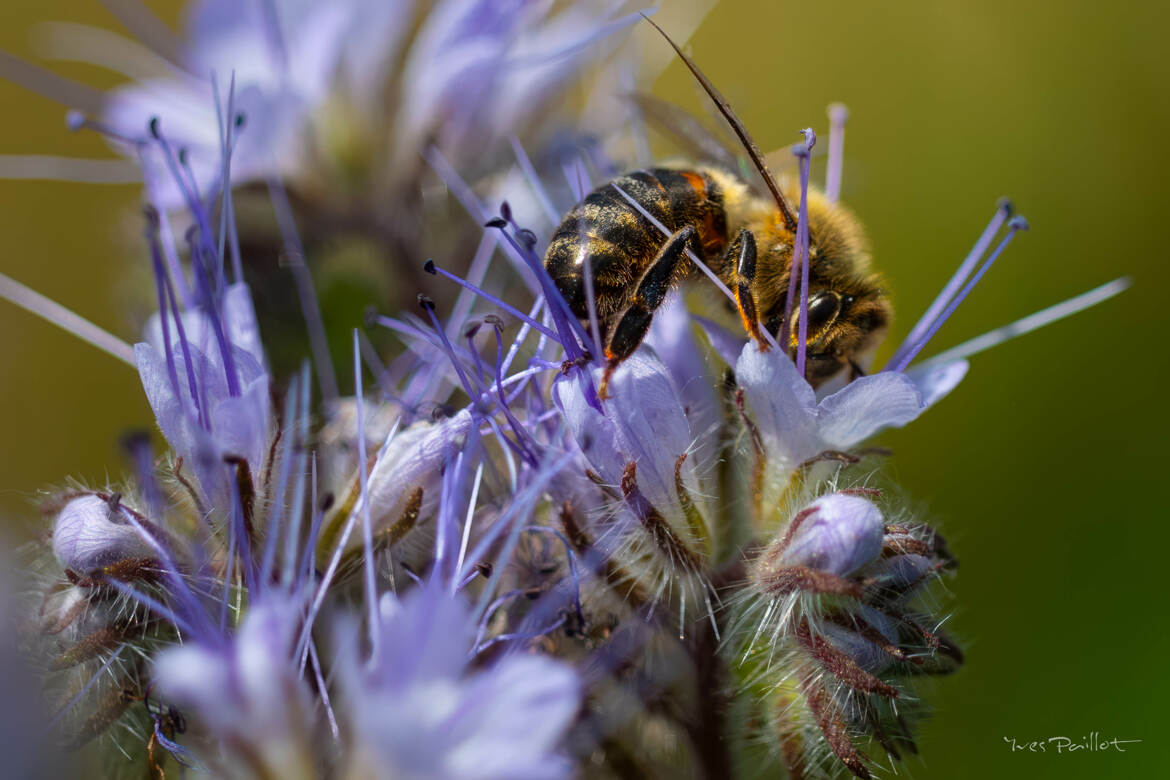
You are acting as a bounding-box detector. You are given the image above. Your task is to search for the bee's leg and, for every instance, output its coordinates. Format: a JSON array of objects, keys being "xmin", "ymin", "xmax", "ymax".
[
  {"xmin": 725, "ymin": 229, "xmax": 767, "ymax": 349},
  {"xmin": 599, "ymin": 226, "xmax": 697, "ymax": 398}
]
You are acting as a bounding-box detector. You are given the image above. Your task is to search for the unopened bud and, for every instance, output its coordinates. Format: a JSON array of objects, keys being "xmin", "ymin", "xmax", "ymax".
[
  {"xmin": 780, "ymin": 493, "xmax": 883, "ymax": 576},
  {"xmin": 52, "ymin": 495, "xmax": 154, "ymax": 573}
]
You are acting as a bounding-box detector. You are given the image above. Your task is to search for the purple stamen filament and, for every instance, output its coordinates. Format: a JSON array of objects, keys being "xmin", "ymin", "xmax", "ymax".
[
  {"xmin": 353, "ymin": 331, "xmax": 380, "ymax": 656},
  {"xmin": 792, "ymin": 129, "xmax": 816, "ymax": 377},
  {"xmin": 520, "ymin": 232, "xmax": 597, "ymax": 358},
  {"xmin": 916, "ymin": 277, "xmax": 1129, "ymax": 367},
  {"xmin": 886, "ymin": 199, "xmax": 1013, "ymax": 371},
  {"xmin": 425, "ymin": 260, "xmax": 559, "ymax": 340},
  {"xmin": 419, "ymin": 300, "xmax": 479, "ymax": 399},
  {"xmin": 184, "ymin": 229, "xmax": 243, "ymax": 398},
  {"xmin": 147, "ymin": 220, "xmax": 199, "ymax": 427},
  {"xmin": 825, "ymin": 104, "xmax": 848, "ymax": 204},
  {"xmin": 892, "ymin": 216, "xmax": 1029, "ymax": 372}
]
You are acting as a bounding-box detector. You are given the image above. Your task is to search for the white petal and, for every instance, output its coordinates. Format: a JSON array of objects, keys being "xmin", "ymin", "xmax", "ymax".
[
  {"xmin": 605, "ymin": 353, "xmax": 695, "ymax": 512},
  {"xmin": 905, "ymin": 359, "xmax": 969, "ymax": 407},
  {"xmin": 815, "ymin": 371, "xmax": 926, "ymax": 449},
  {"xmin": 735, "ymin": 343, "xmax": 819, "ymax": 469}
]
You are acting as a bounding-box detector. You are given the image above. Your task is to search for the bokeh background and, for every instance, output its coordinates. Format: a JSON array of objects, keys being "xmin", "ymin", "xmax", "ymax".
[{"xmin": 1, "ymin": 1, "xmax": 1166, "ymax": 778}]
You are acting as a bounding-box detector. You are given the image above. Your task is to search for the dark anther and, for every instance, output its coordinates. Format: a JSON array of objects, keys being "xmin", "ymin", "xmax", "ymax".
[
  {"xmin": 517, "ymin": 228, "xmax": 537, "ymax": 249},
  {"xmin": 142, "ymin": 205, "xmax": 161, "ymax": 230},
  {"xmin": 417, "ymin": 293, "xmax": 436, "ymax": 311},
  {"xmin": 499, "ymin": 201, "xmax": 512, "ymax": 221},
  {"xmin": 559, "ymin": 352, "xmax": 593, "ymax": 374},
  {"xmin": 463, "ymin": 321, "xmax": 482, "ymax": 339},
  {"xmin": 119, "ymin": 430, "xmax": 152, "ymax": 458},
  {"xmin": 422, "ymin": 259, "xmax": 437, "ymax": 274},
  {"xmin": 484, "ymin": 217, "xmax": 508, "ymax": 229},
  {"xmin": 363, "ymin": 305, "xmax": 379, "ymax": 329},
  {"xmin": 475, "ymin": 561, "xmax": 494, "ymax": 578},
  {"xmin": 997, "ymin": 197, "xmax": 1014, "ymax": 216},
  {"xmin": 483, "ymin": 314, "xmax": 504, "ymax": 331},
  {"xmin": 148, "ymin": 116, "xmax": 161, "ymax": 138},
  {"xmin": 429, "ymin": 403, "xmax": 456, "ymax": 421},
  {"xmin": 234, "ymin": 112, "xmax": 246, "ymax": 128},
  {"xmin": 319, "ymin": 492, "xmax": 335, "ymax": 511},
  {"xmin": 178, "ymin": 147, "xmax": 189, "ymax": 165},
  {"xmin": 362, "ymin": 304, "xmax": 381, "ymax": 329}
]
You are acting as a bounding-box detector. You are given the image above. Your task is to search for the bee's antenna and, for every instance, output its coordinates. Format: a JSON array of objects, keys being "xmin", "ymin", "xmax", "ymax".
[{"xmin": 642, "ymin": 14, "xmax": 800, "ymax": 233}]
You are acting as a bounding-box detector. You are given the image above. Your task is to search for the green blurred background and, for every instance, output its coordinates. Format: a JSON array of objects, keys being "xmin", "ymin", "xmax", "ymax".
[{"xmin": 1, "ymin": 1, "xmax": 1166, "ymax": 778}]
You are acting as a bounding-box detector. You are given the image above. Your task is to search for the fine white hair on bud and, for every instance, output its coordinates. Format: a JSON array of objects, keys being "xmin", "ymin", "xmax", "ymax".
[{"xmin": 51, "ymin": 494, "xmax": 155, "ymax": 574}]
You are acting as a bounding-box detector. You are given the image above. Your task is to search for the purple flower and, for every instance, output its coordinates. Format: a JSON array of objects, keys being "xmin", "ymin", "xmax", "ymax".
[
  {"xmin": 153, "ymin": 594, "xmax": 317, "ymax": 778},
  {"xmin": 736, "ymin": 340, "xmax": 968, "ymax": 477},
  {"xmin": 88, "ymin": 0, "xmax": 643, "ymax": 206},
  {"xmin": 552, "ymin": 351, "xmax": 698, "ymax": 516},
  {"xmin": 340, "ymin": 582, "xmax": 581, "ymax": 780},
  {"xmin": 134, "ymin": 281, "xmax": 271, "ymax": 501}
]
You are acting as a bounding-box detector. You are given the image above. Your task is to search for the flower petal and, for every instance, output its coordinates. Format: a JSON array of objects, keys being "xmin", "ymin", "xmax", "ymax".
[
  {"xmin": 735, "ymin": 343, "xmax": 819, "ymax": 469},
  {"xmin": 646, "ymin": 296, "xmax": 720, "ymax": 477},
  {"xmin": 905, "ymin": 358, "xmax": 969, "ymax": 407},
  {"xmin": 366, "ymin": 411, "xmax": 474, "ymax": 536},
  {"xmin": 815, "ymin": 371, "xmax": 926, "ymax": 449}
]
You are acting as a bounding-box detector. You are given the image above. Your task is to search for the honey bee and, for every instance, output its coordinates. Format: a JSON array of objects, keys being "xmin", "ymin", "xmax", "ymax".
[{"xmin": 544, "ymin": 18, "xmax": 890, "ymax": 395}]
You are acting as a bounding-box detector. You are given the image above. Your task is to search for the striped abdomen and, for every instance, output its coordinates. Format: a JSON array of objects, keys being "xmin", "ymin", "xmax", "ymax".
[{"xmin": 544, "ymin": 168, "xmax": 728, "ymax": 322}]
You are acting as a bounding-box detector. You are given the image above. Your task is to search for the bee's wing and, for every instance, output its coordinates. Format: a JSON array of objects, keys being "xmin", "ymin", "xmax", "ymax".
[
  {"xmin": 629, "ymin": 91, "xmax": 741, "ymax": 170},
  {"xmin": 629, "ymin": 92, "xmax": 799, "ymax": 196}
]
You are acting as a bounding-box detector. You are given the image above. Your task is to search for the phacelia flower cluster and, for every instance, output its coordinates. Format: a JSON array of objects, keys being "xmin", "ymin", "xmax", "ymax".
[{"xmin": 0, "ymin": 2, "xmax": 1126, "ymax": 778}]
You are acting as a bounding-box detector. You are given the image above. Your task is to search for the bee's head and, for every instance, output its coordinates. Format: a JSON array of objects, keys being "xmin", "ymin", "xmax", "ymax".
[{"xmin": 765, "ymin": 280, "xmax": 891, "ymax": 387}]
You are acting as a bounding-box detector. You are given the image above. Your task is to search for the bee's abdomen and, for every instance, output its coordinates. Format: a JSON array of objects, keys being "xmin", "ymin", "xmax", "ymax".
[{"xmin": 544, "ymin": 168, "xmax": 727, "ymax": 321}]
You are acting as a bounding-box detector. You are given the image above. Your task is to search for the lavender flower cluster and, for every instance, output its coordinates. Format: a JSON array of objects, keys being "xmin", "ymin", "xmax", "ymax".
[{"xmin": 0, "ymin": 1, "xmax": 1126, "ymax": 778}]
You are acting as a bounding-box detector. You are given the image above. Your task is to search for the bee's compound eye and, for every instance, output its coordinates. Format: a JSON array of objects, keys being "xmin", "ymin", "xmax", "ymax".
[{"xmin": 805, "ymin": 292, "xmax": 842, "ymax": 332}]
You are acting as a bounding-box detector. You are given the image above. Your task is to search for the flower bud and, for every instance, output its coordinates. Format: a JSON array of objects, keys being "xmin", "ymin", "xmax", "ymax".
[
  {"xmin": 863, "ymin": 553, "xmax": 936, "ymax": 593},
  {"xmin": 818, "ymin": 606, "xmax": 899, "ymax": 673},
  {"xmin": 779, "ymin": 493, "xmax": 883, "ymax": 576},
  {"xmin": 52, "ymin": 495, "xmax": 154, "ymax": 573}
]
